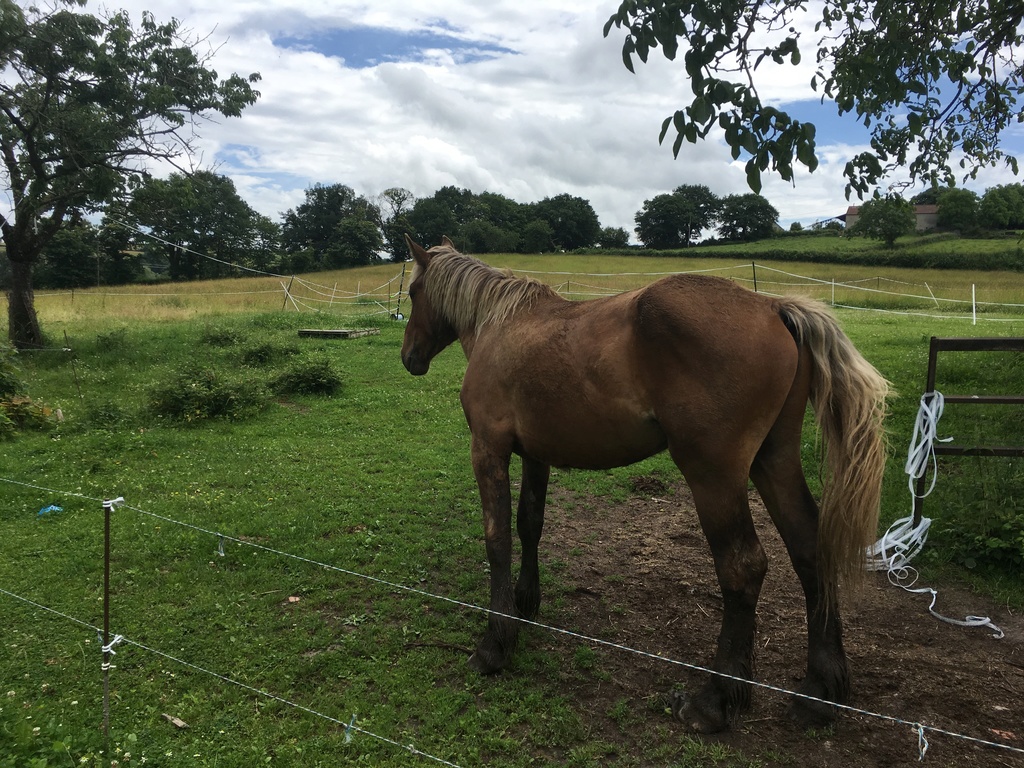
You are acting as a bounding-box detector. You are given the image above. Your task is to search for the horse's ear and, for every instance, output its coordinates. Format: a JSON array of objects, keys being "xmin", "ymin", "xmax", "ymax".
[
  {"xmin": 405, "ymin": 234, "xmax": 431, "ymax": 267},
  {"xmin": 441, "ymin": 235, "xmax": 455, "ymax": 248}
]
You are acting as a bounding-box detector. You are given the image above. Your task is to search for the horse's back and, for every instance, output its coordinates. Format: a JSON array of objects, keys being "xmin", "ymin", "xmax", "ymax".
[
  {"xmin": 632, "ymin": 273, "xmax": 799, "ymax": 381},
  {"xmin": 461, "ymin": 273, "xmax": 801, "ymax": 471}
]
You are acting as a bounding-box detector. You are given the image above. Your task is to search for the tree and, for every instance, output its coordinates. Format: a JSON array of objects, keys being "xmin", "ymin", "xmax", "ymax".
[
  {"xmin": 604, "ymin": 1, "xmax": 1024, "ymax": 197},
  {"xmin": 979, "ymin": 184, "xmax": 1024, "ymax": 230},
  {"xmin": 853, "ymin": 195, "xmax": 915, "ymax": 247},
  {"xmin": 376, "ymin": 187, "xmax": 415, "ymax": 260},
  {"xmin": 520, "ymin": 219, "xmax": 554, "ymax": 253},
  {"xmin": 634, "ymin": 184, "xmax": 719, "ymax": 248},
  {"xmin": 407, "ymin": 196, "xmax": 461, "ymax": 249},
  {"xmin": 598, "ymin": 226, "xmax": 631, "ymax": 248},
  {"xmin": 532, "ymin": 194, "xmax": 601, "ymax": 250},
  {"xmin": 281, "ymin": 183, "xmax": 380, "ymax": 269},
  {"xmin": 717, "ymin": 194, "xmax": 779, "ymax": 242},
  {"xmin": 1, "ymin": 0, "xmax": 260, "ymax": 347},
  {"xmin": 130, "ymin": 171, "xmax": 278, "ymax": 280},
  {"xmin": 911, "ymin": 188, "xmax": 942, "ymax": 206},
  {"xmin": 326, "ymin": 217, "xmax": 384, "ymax": 268},
  {"xmin": 95, "ymin": 199, "xmax": 145, "ymax": 285},
  {"xmin": 462, "ymin": 219, "xmax": 519, "ymax": 253},
  {"xmin": 936, "ymin": 188, "xmax": 980, "ymax": 234},
  {"xmin": 34, "ymin": 215, "xmax": 96, "ymax": 288}
]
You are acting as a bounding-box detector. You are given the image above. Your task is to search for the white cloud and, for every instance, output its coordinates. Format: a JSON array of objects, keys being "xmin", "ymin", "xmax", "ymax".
[{"xmin": 61, "ymin": 0, "xmax": 1023, "ymax": 239}]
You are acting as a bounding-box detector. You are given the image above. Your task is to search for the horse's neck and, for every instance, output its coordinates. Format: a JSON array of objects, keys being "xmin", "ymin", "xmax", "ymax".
[{"xmin": 457, "ymin": 328, "xmax": 478, "ymax": 361}]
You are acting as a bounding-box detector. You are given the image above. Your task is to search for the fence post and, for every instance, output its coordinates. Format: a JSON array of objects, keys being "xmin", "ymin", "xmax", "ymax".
[
  {"xmin": 751, "ymin": 262, "xmax": 757, "ymax": 293},
  {"xmin": 281, "ymin": 277, "xmax": 295, "ymax": 311},
  {"xmin": 101, "ymin": 497, "xmax": 124, "ymax": 748}
]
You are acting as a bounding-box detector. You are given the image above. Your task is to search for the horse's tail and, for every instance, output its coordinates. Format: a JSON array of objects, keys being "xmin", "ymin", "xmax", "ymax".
[{"xmin": 777, "ymin": 296, "xmax": 889, "ymax": 609}]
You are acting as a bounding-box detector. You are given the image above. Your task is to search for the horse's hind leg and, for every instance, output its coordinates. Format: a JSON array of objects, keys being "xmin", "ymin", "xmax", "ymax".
[
  {"xmin": 675, "ymin": 467, "xmax": 768, "ymax": 733},
  {"xmin": 750, "ymin": 419, "xmax": 849, "ymax": 728},
  {"xmin": 515, "ymin": 456, "xmax": 549, "ymax": 619}
]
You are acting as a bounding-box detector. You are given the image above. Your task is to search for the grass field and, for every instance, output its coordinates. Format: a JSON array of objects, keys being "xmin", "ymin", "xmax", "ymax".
[{"xmin": 2, "ymin": 253, "xmax": 1023, "ymax": 767}]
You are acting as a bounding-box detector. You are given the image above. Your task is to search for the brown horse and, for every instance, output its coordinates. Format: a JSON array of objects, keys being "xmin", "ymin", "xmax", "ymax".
[{"xmin": 400, "ymin": 236, "xmax": 888, "ymax": 733}]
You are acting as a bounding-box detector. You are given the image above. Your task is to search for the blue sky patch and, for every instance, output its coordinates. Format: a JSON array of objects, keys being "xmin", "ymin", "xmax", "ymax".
[{"xmin": 274, "ymin": 26, "xmax": 516, "ymax": 68}]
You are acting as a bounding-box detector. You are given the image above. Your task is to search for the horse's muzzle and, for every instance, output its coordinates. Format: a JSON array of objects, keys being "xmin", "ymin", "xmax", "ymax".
[{"xmin": 402, "ymin": 351, "xmax": 429, "ymax": 376}]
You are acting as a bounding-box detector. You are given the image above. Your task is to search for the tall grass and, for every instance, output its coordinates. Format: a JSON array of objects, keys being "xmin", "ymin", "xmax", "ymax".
[{"xmin": 12, "ymin": 254, "xmax": 1024, "ymax": 333}]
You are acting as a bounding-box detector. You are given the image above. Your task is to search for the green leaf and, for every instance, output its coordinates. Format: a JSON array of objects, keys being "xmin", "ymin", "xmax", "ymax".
[
  {"xmin": 689, "ymin": 96, "xmax": 712, "ymax": 124},
  {"xmin": 622, "ymin": 40, "xmax": 636, "ymax": 73},
  {"xmin": 672, "ymin": 130, "xmax": 685, "ymax": 157},
  {"xmin": 745, "ymin": 162, "xmax": 762, "ymax": 194},
  {"xmin": 659, "ymin": 115, "xmax": 673, "ymax": 144}
]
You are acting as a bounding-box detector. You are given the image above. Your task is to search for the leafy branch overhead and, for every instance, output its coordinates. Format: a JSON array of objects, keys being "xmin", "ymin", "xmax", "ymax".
[{"xmin": 604, "ymin": 0, "xmax": 1024, "ymax": 197}]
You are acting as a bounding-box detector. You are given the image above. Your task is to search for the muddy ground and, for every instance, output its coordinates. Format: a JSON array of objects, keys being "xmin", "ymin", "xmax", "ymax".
[{"xmin": 530, "ymin": 476, "xmax": 1024, "ymax": 767}]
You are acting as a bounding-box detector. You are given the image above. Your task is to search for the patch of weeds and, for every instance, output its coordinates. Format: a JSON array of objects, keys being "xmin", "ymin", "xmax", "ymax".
[
  {"xmin": 0, "ymin": 397, "xmax": 60, "ymax": 437},
  {"xmin": 95, "ymin": 326, "xmax": 129, "ymax": 351},
  {"xmin": 803, "ymin": 724, "xmax": 836, "ymax": 740},
  {"xmin": 148, "ymin": 364, "xmax": 268, "ymax": 422},
  {"xmin": 271, "ymin": 354, "xmax": 343, "ymax": 396},
  {"xmin": 81, "ymin": 398, "xmax": 134, "ymax": 428},
  {"xmin": 758, "ymin": 748, "xmax": 796, "ymax": 765},
  {"xmin": 936, "ymin": 459, "xmax": 1024, "ymax": 569},
  {"xmin": 0, "ymin": 697, "xmax": 139, "ymax": 767},
  {"xmin": 0, "ymin": 410, "xmax": 15, "ymax": 440},
  {"xmin": 199, "ymin": 324, "xmax": 245, "ymax": 347},
  {"xmin": 630, "ymin": 473, "xmax": 668, "ymax": 495},
  {"xmin": 0, "ymin": 344, "xmax": 24, "ymax": 397},
  {"xmin": 606, "ymin": 697, "xmax": 634, "ymax": 730},
  {"xmin": 239, "ymin": 341, "xmax": 299, "ymax": 367},
  {"xmin": 572, "ymin": 645, "xmax": 597, "ymax": 671}
]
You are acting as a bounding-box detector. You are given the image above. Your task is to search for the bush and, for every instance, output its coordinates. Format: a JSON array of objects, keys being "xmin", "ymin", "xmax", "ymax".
[
  {"xmin": 95, "ymin": 327, "xmax": 129, "ymax": 351},
  {"xmin": 271, "ymin": 355, "xmax": 343, "ymax": 396},
  {"xmin": 938, "ymin": 462, "xmax": 1024, "ymax": 570},
  {"xmin": 0, "ymin": 345, "xmax": 60, "ymax": 438},
  {"xmin": 82, "ymin": 398, "xmax": 134, "ymax": 429},
  {"xmin": 0, "ymin": 344, "xmax": 23, "ymax": 398},
  {"xmin": 148, "ymin": 365, "xmax": 267, "ymax": 422},
  {"xmin": 199, "ymin": 325, "xmax": 244, "ymax": 347},
  {"xmin": 239, "ymin": 341, "xmax": 299, "ymax": 367}
]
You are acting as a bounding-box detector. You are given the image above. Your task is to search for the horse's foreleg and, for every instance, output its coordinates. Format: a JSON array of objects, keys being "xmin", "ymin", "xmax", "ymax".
[
  {"xmin": 469, "ymin": 438, "xmax": 518, "ymax": 674},
  {"xmin": 514, "ymin": 457, "xmax": 550, "ymax": 619},
  {"xmin": 679, "ymin": 477, "xmax": 767, "ymax": 733}
]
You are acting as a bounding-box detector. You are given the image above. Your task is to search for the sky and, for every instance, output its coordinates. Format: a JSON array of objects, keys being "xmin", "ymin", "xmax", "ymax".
[{"xmin": 47, "ymin": 1, "xmax": 1024, "ymax": 238}]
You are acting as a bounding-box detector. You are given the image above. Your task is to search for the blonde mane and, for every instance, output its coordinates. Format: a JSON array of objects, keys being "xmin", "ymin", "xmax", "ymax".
[{"xmin": 414, "ymin": 246, "xmax": 557, "ymax": 333}]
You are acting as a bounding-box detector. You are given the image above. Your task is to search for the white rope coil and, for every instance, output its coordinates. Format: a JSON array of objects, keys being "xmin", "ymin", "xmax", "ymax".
[
  {"xmin": 905, "ymin": 392, "xmax": 948, "ymax": 499},
  {"xmin": 866, "ymin": 391, "xmax": 1004, "ymax": 638}
]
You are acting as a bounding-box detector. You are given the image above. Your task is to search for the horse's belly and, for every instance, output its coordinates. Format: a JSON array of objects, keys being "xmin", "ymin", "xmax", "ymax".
[{"xmin": 516, "ymin": 412, "xmax": 667, "ymax": 470}]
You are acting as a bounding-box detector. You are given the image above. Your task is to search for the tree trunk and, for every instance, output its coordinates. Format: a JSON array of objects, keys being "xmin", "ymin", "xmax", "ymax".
[{"xmin": 6, "ymin": 258, "xmax": 43, "ymax": 349}]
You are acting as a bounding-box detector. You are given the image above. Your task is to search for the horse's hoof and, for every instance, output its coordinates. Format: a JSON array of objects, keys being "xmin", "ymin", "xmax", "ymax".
[
  {"xmin": 467, "ymin": 652, "xmax": 499, "ymax": 675},
  {"xmin": 468, "ymin": 638, "xmax": 508, "ymax": 675},
  {"xmin": 669, "ymin": 689, "xmax": 729, "ymax": 734},
  {"xmin": 788, "ymin": 695, "xmax": 837, "ymax": 730}
]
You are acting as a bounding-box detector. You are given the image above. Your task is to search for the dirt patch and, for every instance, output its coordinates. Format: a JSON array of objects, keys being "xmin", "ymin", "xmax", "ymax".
[{"xmin": 528, "ymin": 476, "xmax": 1024, "ymax": 767}]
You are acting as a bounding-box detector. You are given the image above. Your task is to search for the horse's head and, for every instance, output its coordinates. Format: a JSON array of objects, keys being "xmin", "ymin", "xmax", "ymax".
[{"xmin": 401, "ymin": 236, "xmax": 459, "ymax": 376}]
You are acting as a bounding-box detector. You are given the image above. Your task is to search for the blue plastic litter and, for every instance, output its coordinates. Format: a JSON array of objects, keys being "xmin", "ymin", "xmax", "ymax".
[{"xmin": 37, "ymin": 504, "xmax": 63, "ymax": 516}]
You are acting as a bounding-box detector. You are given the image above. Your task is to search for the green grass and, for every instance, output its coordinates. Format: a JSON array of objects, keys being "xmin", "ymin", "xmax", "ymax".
[{"xmin": 2, "ymin": 256, "xmax": 1024, "ymax": 766}]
